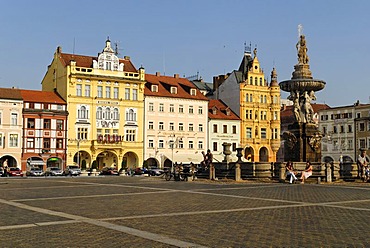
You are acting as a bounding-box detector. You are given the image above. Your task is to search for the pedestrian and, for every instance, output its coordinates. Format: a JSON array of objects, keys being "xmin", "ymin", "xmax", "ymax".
[
  {"xmin": 285, "ymin": 161, "xmax": 297, "ymax": 184},
  {"xmin": 300, "ymin": 161, "xmax": 313, "ymax": 184},
  {"xmin": 357, "ymin": 148, "xmax": 367, "ymax": 180},
  {"xmin": 205, "ymin": 149, "xmax": 213, "ymax": 168},
  {"xmin": 190, "ymin": 162, "xmax": 197, "ymax": 181}
]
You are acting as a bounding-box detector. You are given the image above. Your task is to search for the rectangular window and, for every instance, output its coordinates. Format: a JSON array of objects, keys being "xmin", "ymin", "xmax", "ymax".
[
  {"xmin": 179, "ymin": 105, "xmax": 184, "ymax": 113},
  {"xmin": 43, "ymin": 138, "xmax": 51, "ymax": 149},
  {"xmin": 77, "ymin": 128, "xmax": 88, "ymax": 140},
  {"xmin": 0, "ymin": 112, "xmax": 2, "ymax": 125},
  {"xmin": 27, "ymin": 118, "xmax": 35, "ymax": 129},
  {"xmin": 44, "ymin": 119, "xmax": 51, "ymax": 129},
  {"xmin": 159, "ymin": 103, "xmax": 164, "ymax": 112},
  {"xmin": 340, "ymin": 125, "xmax": 345, "ymax": 133},
  {"xmin": 198, "ymin": 107, "xmax": 203, "ymax": 115},
  {"xmin": 232, "ymin": 125, "xmax": 237, "ymax": 134},
  {"xmin": 56, "ymin": 120, "xmax": 63, "ymax": 130},
  {"xmin": 11, "ymin": 113, "xmax": 17, "ymax": 126},
  {"xmin": 360, "ymin": 139, "xmax": 366, "ymax": 149},
  {"xmin": 188, "ymin": 140, "xmax": 194, "ymax": 149},
  {"xmin": 10, "ymin": 134, "xmax": 18, "ymax": 147},
  {"xmin": 158, "ymin": 140, "xmax": 164, "ymax": 148},
  {"xmin": 56, "ymin": 138, "xmax": 63, "ymax": 149},
  {"xmin": 199, "ymin": 124, "xmax": 203, "ymax": 132},
  {"xmin": 159, "ymin": 122, "xmax": 164, "ymax": 130},
  {"xmin": 179, "ymin": 123, "xmax": 184, "ymax": 131},
  {"xmin": 76, "ymin": 84, "xmax": 82, "ymax": 96},
  {"xmin": 85, "ymin": 85, "xmax": 91, "ymax": 97},
  {"xmin": 178, "ymin": 140, "xmax": 184, "ymax": 149},
  {"xmin": 106, "ymin": 86, "xmax": 111, "ymax": 98},
  {"xmin": 261, "ymin": 128, "xmax": 267, "ymax": 139},
  {"xmin": 169, "ymin": 104, "xmax": 174, "ymax": 113},
  {"xmin": 0, "ymin": 133, "xmax": 2, "ymax": 146},
  {"xmin": 125, "ymin": 129, "xmax": 136, "ymax": 142},
  {"xmin": 189, "ymin": 123, "xmax": 194, "ymax": 132},
  {"xmin": 44, "ymin": 103, "xmax": 49, "ymax": 110},
  {"xmin": 132, "ymin": 89, "xmax": 138, "ymax": 100},
  {"xmin": 272, "ymin": 128, "xmax": 278, "ymax": 139},
  {"xmin": 198, "ymin": 141, "xmax": 203, "ymax": 150},
  {"xmin": 246, "ymin": 127, "xmax": 252, "ymax": 139},
  {"xmin": 189, "ymin": 106, "xmax": 194, "ymax": 114},
  {"xmin": 113, "ymin": 87, "xmax": 119, "ymax": 99},
  {"xmin": 213, "ymin": 124, "xmax": 218, "ymax": 133},
  {"xmin": 149, "ymin": 103, "xmax": 154, "ymax": 112},
  {"xmin": 223, "ymin": 125, "xmax": 227, "ymax": 133},
  {"xmin": 169, "ymin": 122, "xmax": 174, "ymax": 131},
  {"xmin": 97, "ymin": 86, "xmax": 103, "ymax": 98},
  {"xmin": 232, "ymin": 143, "xmax": 237, "ymax": 151},
  {"xmin": 360, "ymin": 123, "xmax": 365, "ymax": 132},
  {"xmin": 348, "ymin": 125, "xmax": 352, "ymax": 133},
  {"xmin": 213, "ymin": 142, "xmax": 218, "ymax": 151},
  {"xmin": 26, "ymin": 138, "xmax": 34, "ymax": 148},
  {"xmin": 125, "ymin": 88, "xmax": 130, "ymax": 100},
  {"xmin": 148, "ymin": 121, "xmax": 154, "ymax": 130},
  {"xmin": 149, "ymin": 140, "xmax": 154, "ymax": 148}
]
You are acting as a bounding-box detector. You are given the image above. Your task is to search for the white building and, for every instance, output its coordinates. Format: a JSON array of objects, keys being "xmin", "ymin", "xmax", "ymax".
[
  {"xmin": 208, "ymin": 99, "xmax": 241, "ymax": 162},
  {"xmin": 144, "ymin": 73, "xmax": 209, "ymax": 168},
  {"xmin": 319, "ymin": 105, "xmax": 356, "ymax": 163}
]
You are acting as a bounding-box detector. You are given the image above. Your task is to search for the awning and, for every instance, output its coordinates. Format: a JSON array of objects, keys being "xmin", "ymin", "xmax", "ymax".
[
  {"xmin": 163, "ymin": 153, "xmax": 204, "ymax": 164},
  {"xmin": 28, "ymin": 161, "xmax": 45, "ymax": 166}
]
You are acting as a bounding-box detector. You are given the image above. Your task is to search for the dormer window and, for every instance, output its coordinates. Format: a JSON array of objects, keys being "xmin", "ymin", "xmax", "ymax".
[
  {"xmin": 151, "ymin": 85, "xmax": 158, "ymax": 92},
  {"xmin": 226, "ymin": 107, "xmax": 231, "ymax": 116},
  {"xmin": 93, "ymin": 39, "xmax": 124, "ymax": 71},
  {"xmin": 212, "ymin": 106, "xmax": 217, "ymax": 115},
  {"xmin": 170, "ymin": 86, "xmax": 177, "ymax": 94},
  {"xmin": 190, "ymin": 89, "xmax": 196, "ymax": 96}
]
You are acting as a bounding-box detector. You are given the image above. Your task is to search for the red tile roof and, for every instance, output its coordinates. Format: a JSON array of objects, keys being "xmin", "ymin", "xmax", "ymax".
[
  {"xmin": 59, "ymin": 53, "xmax": 137, "ymax": 73},
  {"xmin": 19, "ymin": 89, "xmax": 66, "ymax": 104},
  {"xmin": 144, "ymin": 74, "xmax": 209, "ymax": 101},
  {"xmin": 0, "ymin": 88, "xmax": 23, "ymax": 100},
  {"xmin": 208, "ymin": 99, "xmax": 240, "ymax": 120},
  {"xmin": 281, "ymin": 103, "xmax": 330, "ymax": 123}
]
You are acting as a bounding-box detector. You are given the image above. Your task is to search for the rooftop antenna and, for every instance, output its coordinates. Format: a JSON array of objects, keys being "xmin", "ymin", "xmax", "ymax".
[
  {"xmin": 114, "ymin": 41, "xmax": 123, "ymax": 56},
  {"xmin": 72, "ymin": 37, "xmax": 76, "ymax": 55}
]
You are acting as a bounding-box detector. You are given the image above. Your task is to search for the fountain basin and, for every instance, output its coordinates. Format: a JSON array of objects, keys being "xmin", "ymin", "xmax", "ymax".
[{"xmin": 279, "ymin": 79, "xmax": 326, "ymax": 92}]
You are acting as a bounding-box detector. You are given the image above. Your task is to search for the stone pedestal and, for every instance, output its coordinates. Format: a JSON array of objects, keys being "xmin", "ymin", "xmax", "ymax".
[{"xmin": 284, "ymin": 122, "xmax": 321, "ymax": 163}]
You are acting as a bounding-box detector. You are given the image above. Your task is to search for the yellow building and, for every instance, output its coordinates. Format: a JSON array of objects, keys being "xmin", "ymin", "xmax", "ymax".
[
  {"xmin": 42, "ymin": 39, "xmax": 145, "ymax": 170},
  {"xmin": 214, "ymin": 48, "xmax": 280, "ymax": 162}
]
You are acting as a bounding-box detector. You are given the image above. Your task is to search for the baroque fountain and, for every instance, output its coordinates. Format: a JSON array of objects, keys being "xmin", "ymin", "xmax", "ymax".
[{"xmin": 279, "ymin": 30, "xmax": 326, "ymax": 162}]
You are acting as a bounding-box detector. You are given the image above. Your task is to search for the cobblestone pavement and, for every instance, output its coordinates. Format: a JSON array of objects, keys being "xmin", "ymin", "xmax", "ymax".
[{"xmin": 0, "ymin": 176, "xmax": 369, "ymax": 247}]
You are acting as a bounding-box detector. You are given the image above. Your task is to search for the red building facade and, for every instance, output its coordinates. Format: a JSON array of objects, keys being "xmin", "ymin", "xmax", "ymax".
[{"xmin": 20, "ymin": 90, "xmax": 68, "ymax": 171}]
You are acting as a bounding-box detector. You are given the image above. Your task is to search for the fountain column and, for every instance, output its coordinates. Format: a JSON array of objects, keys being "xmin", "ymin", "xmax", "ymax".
[{"xmin": 279, "ymin": 32, "xmax": 326, "ymax": 162}]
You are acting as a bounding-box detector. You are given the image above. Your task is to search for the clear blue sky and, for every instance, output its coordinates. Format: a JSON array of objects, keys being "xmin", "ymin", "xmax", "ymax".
[{"xmin": 1, "ymin": 0, "xmax": 370, "ymax": 107}]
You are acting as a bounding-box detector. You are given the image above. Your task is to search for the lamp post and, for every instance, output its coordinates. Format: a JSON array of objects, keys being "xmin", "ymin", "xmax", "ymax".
[{"xmin": 169, "ymin": 134, "xmax": 175, "ymax": 172}]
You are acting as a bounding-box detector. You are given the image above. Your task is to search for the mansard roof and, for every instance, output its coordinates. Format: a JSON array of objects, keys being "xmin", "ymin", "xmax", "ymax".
[
  {"xmin": 208, "ymin": 99, "xmax": 240, "ymax": 120},
  {"xmin": 19, "ymin": 89, "xmax": 66, "ymax": 104},
  {"xmin": 144, "ymin": 73, "xmax": 209, "ymax": 101},
  {"xmin": 58, "ymin": 53, "xmax": 137, "ymax": 72}
]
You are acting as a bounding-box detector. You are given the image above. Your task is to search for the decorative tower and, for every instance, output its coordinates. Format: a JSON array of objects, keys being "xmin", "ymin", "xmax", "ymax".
[{"xmin": 279, "ymin": 28, "xmax": 326, "ymax": 162}]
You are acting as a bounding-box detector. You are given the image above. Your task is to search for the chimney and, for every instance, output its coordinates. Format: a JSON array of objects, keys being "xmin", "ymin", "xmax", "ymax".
[
  {"xmin": 174, "ymin": 73, "xmax": 179, "ymax": 79},
  {"xmin": 156, "ymin": 72, "xmax": 161, "ymax": 76},
  {"xmin": 124, "ymin": 56, "xmax": 131, "ymax": 60}
]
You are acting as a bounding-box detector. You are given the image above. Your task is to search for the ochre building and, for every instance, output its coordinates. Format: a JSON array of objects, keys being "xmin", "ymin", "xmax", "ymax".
[
  {"xmin": 42, "ymin": 39, "xmax": 145, "ymax": 170},
  {"xmin": 214, "ymin": 48, "xmax": 281, "ymax": 162}
]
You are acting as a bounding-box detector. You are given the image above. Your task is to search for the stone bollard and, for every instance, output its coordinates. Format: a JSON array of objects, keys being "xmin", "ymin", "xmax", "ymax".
[
  {"xmin": 325, "ymin": 163, "xmax": 332, "ymax": 183},
  {"xmin": 235, "ymin": 163, "xmax": 241, "ymax": 181},
  {"xmin": 210, "ymin": 164, "xmax": 215, "ymax": 180},
  {"xmin": 279, "ymin": 163, "xmax": 286, "ymax": 183}
]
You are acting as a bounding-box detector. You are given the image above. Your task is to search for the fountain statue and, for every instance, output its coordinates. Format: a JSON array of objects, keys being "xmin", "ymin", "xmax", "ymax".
[{"xmin": 279, "ymin": 28, "xmax": 326, "ymax": 162}]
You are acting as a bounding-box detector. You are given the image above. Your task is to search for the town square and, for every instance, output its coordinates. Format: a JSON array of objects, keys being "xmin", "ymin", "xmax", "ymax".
[{"xmin": 1, "ymin": 0, "xmax": 370, "ymax": 247}]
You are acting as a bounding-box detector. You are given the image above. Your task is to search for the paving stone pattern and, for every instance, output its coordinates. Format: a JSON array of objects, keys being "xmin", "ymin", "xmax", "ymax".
[{"xmin": 0, "ymin": 177, "xmax": 369, "ymax": 247}]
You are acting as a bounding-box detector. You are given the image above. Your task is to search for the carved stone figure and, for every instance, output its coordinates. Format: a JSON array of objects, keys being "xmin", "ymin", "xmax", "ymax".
[
  {"xmin": 302, "ymin": 91, "xmax": 314, "ymax": 123},
  {"xmin": 282, "ymin": 131, "xmax": 297, "ymax": 150},
  {"xmin": 309, "ymin": 132, "xmax": 322, "ymax": 151},
  {"xmin": 296, "ymin": 35, "xmax": 309, "ymax": 64}
]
